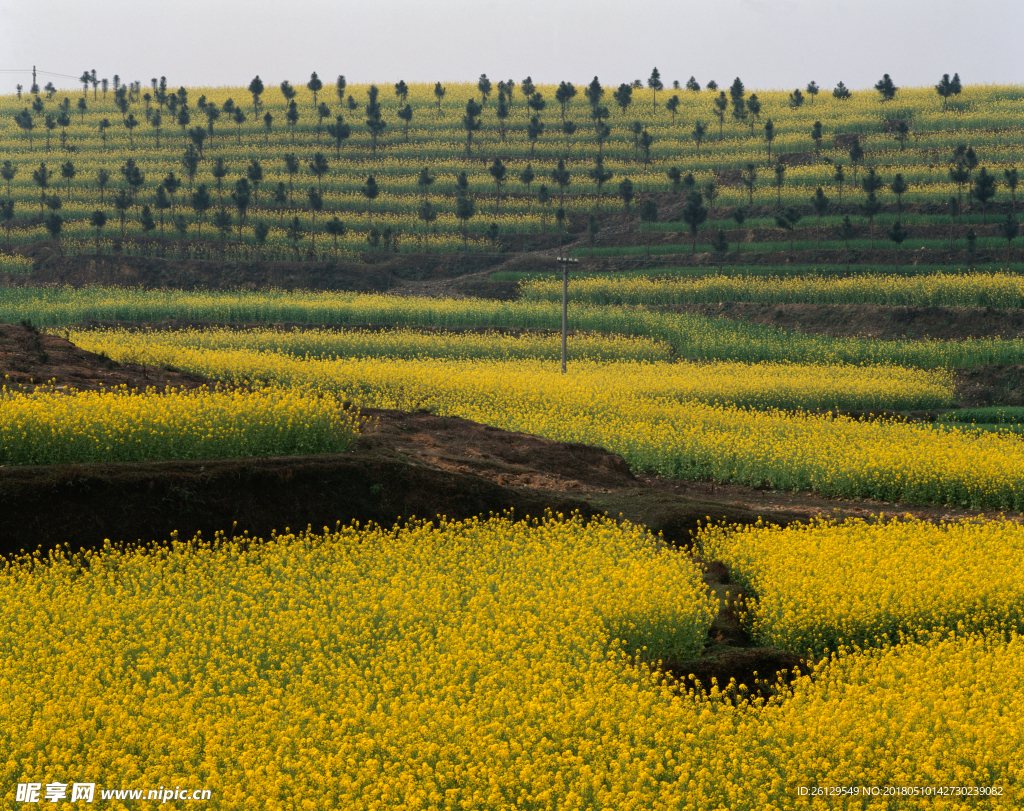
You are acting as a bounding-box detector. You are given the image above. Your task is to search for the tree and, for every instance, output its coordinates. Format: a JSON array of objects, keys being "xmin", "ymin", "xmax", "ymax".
[
  {"xmin": 713, "ymin": 92, "xmax": 728, "ymax": 139},
  {"xmin": 519, "ymin": 164, "xmax": 535, "ymax": 200},
  {"xmin": 772, "ymin": 162, "xmax": 786, "ymax": 208},
  {"xmin": 966, "ymin": 227, "xmax": 977, "ymax": 261},
  {"xmin": 284, "ymin": 153, "xmax": 300, "ymax": 205},
  {"xmin": 686, "ymin": 77, "xmax": 700, "ymax": 92},
  {"xmin": 31, "ymin": 163, "xmax": 51, "ymax": 214},
  {"xmin": 972, "ymin": 167, "xmax": 997, "ymax": 224},
  {"xmin": 150, "ymin": 109, "xmax": 163, "ymax": 148},
  {"xmin": 732, "ymin": 206, "xmax": 747, "ymax": 249},
  {"xmin": 249, "ymin": 76, "xmax": 265, "ymax": 116},
  {"xmin": 832, "ymin": 163, "xmax": 846, "ymax": 208},
  {"xmin": 176, "ymin": 107, "xmax": 190, "ymax": 143},
  {"xmin": 806, "ymin": 81, "xmax": 820, "ymax": 104},
  {"xmin": 740, "ymin": 163, "xmax": 757, "ymax": 207},
  {"xmin": 639, "ymin": 128, "xmax": 654, "ymax": 168},
  {"xmin": 537, "ymin": 185, "xmax": 551, "ymax": 234},
  {"xmin": 704, "ymin": 180, "xmax": 719, "ymax": 222},
  {"xmin": 477, "ymin": 74, "xmax": 492, "ymax": 107},
  {"xmin": 274, "ymin": 182, "xmax": 287, "ymax": 224},
  {"xmin": 849, "ymin": 140, "xmax": 864, "ymax": 181},
  {"xmin": 191, "ymin": 184, "xmax": 212, "ymax": 237},
  {"xmin": 286, "ymin": 100, "xmax": 299, "ymax": 142},
  {"xmin": 588, "ymin": 155, "xmax": 613, "ymax": 211},
  {"xmin": 113, "ymin": 189, "xmax": 131, "ymax": 236},
  {"xmin": 639, "ymin": 198, "xmax": 658, "ymax": 257},
  {"xmin": 153, "ymin": 184, "xmax": 171, "ymax": 238},
  {"xmin": 14, "ymin": 108, "xmax": 35, "ymax": 149},
  {"xmin": 667, "ymin": 166, "xmax": 682, "ymax": 195},
  {"xmin": 811, "ymin": 121, "xmax": 823, "ymax": 154},
  {"xmin": 455, "ymin": 191, "xmax": 476, "ymax": 250},
  {"xmin": 555, "ymin": 206, "xmax": 566, "ymax": 249},
  {"xmin": 488, "ymin": 158, "xmax": 507, "ymax": 216},
  {"xmin": 833, "ymin": 81, "xmax": 851, "ymax": 100},
  {"xmin": 118, "ymin": 158, "xmax": 143, "ymax": 206},
  {"xmin": 462, "ymin": 98, "xmax": 482, "ymax": 156},
  {"xmin": 745, "ymin": 94, "xmax": 761, "ymax": 135},
  {"xmin": 527, "ymin": 91, "xmax": 546, "ymax": 120},
  {"xmin": 60, "ymin": 160, "xmax": 76, "ymax": 202},
  {"xmin": 212, "ymin": 209, "xmax": 233, "ymax": 256},
  {"xmin": 893, "ymin": 120, "xmax": 910, "ymax": 151},
  {"xmin": 211, "ymin": 157, "xmax": 229, "ymax": 208},
  {"xmin": 307, "ymin": 72, "xmax": 323, "ymax": 107},
  {"xmin": 874, "ymin": 74, "xmax": 897, "ymax": 102},
  {"xmin": 44, "ymin": 113, "xmax": 56, "ymax": 152},
  {"xmin": 247, "ymin": 159, "xmax": 263, "ymax": 204},
  {"xmin": 43, "ymin": 211, "xmax": 64, "ymax": 255},
  {"xmin": 711, "ymin": 228, "xmax": 729, "ymax": 265},
  {"xmin": 308, "ymin": 152, "xmax": 329, "ymax": 195},
  {"xmin": 433, "ymin": 82, "xmax": 446, "ymax": 117},
  {"xmin": 561, "ymin": 120, "xmax": 577, "ymax": 159},
  {"xmin": 286, "ymin": 216, "xmax": 303, "ymax": 260},
  {"xmin": 306, "ymin": 187, "xmax": 322, "ymax": 250},
  {"xmin": 999, "ymin": 213, "xmax": 1019, "ymax": 268},
  {"xmin": 551, "ymin": 158, "xmax": 571, "ymax": 203},
  {"xmin": 666, "ymin": 95, "xmax": 680, "ymax": 125},
  {"xmin": 162, "ymin": 171, "xmax": 180, "ymax": 214},
  {"xmin": 555, "ymin": 82, "xmax": 576, "ymax": 122},
  {"xmin": 394, "ymin": 80, "xmax": 409, "ymax": 108},
  {"xmin": 788, "ymin": 88, "xmax": 805, "ymax": 108},
  {"xmin": 692, "ymin": 121, "xmax": 707, "ymax": 155},
  {"xmin": 202, "ymin": 103, "xmax": 220, "ymax": 142},
  {"xmin": 682, "ymin": 191, "xmax": 708, "ymax": 253},
  {"xmin": 56, "ymin": 109, "xmax": 72, "ymax": 150},
  {"xmin": 326, "ymin": 116, "xmax": 351, "ymax": 158},
  {"xmin": 890, "ymin": 173, "xmax": 908, "ymax": 224},
  {"xmin": 140, "ymin": 205, "xmax": 157, "ymax": 249},
  {"xmin": 417, "ymin": 166, "xmax": 435, "ymax": 200},
  {"xmin": 1, "ymin": 161, "xmax": 16, "ymax": 202},
  {"xmin": 887, "ymin": 221, "xmax": 908, "ymax": 271},
  {"xmin": 77, "ymin": 96, "xmax": 87, "ymax": 125},
  {"xmin": 774, "ymin": 207, "xmax": 801, "ymax": 254},
  {"xmin": 89, "ymin": 209, "xmax": 107, "ymax": 254},
  {"xmin": 1001, "ymin": 167, "xmax": 1018, "ymax": 218},
  {"xmin": 181, "ymin": 144, "xmax": 200, "ymax": 191},
  {"xmin": 361, "ymin": 175, "xmax": 379, "ymax": 222},
  {"xmin": 335, "ymin": 75, "xmax": 347, "ymax": 106},
  {"xmin": 618, "ymin": 177, "xmax": 634, "ymax": 226},
  {"xmin": 253, "ymin": 220, "xmax": 270, "ymax": 260},
  {"xmin": 935, "ymin": 73, "xmax": 962, "ymax": 111},
  {"xmin": 324, "ymin": 217, "xmax": 345, "ymax": 260},
  {"xmin": 706, "ymin": 80, "xmax": 718, "ymax": 91},
  {"xmin": 861, "ymin": 193, "xmax": 883, "ymax": 249},
  {"xmin": 764, "ymin": 119, "xmax": 776, "ymax": 162},
  {"xmin": 397, "ymin": 104, "xmax": 413, "ymax": 143},
  {"xmin": 585, "ymin": 76, "xmax": 604, "ymax": 109},
  {"xmin": 614, "ymin": 83, "xmax": 634, "ymax": 116},
  {"xmin": 417, "ymin": 199, "xmax": 437, "ymax": 252},
  {"xmin": 188, "ymin": 125, "xmax": 207, "ymax": 159},
  {"xmin": 838, "ymin": 215, "xmax": 856, "ymax": 271},
  {"xmin": 280, "ymin": 80, "xmax": 297, "ymax": 103},
  {"xmin": 811, "ymin": 187, "xmax": 829, "ymax": 249},
  {"xmin": 1, "ymin": 199, "xmax": 14, "ymax": 250},
  {"xmin": 648, "ymin": 67, "xmax": 664, "ymax": 111},
  {"xmin": 365, "ymin": 85, "xmax": 387, "ymax": 155}
]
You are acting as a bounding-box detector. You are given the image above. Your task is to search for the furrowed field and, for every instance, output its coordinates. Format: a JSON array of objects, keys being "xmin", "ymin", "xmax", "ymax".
[{"xmin": 3, "ymin": 75, "xmax": 1024, "ymax": 809}]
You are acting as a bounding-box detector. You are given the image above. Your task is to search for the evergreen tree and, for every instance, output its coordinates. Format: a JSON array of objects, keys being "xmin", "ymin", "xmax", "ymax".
[
  {"xmin": 555, "ymin": 81, "xmax": 576, "ymax": 123},
  {"xmin": 417, "ymin": 166, "xmax": 435, "ymax": 199},
  {"xmin": 248, "ymin": 76, "xmax": 264, "ymax": 116},
  {"xmin": 639, "ymin": 198, "xmax": 658, "ymax": 257},
  {"xmin": 488, "ymin": 158, "xmax": 507, "ymax": 215},
  {"xmin": 477, "ymin": 74, "xmax": 492, "ymax": 107},
  {"xmin": 811, "ymin": 187, "xmax": 829, "ymax": 249},
  {"xmin": 462, "ymin": 98, "xmax": 482, "ymax": 156},
  {"xmin": 551, "ymin": 158, "xmax": 571, "ymax": 203},
  {"xmin": 666, "ymin": 95, "xmax": 680, "ymax": 124},
  {"xmin": 772, "ymin": 162, "xmax": 786, "ymax": 208},
  {"xmin": 326, "ymin": 116, "xmax": 351, "ymax": 158},
  {"xmin": 742, "ymin": 163, "xmax": 757, "ymax": 207},
  {"xmin": 1005, "ymin": 167, "xmax": 1019, "ymax": 218},
  {"xmin": 191, "ymin": 184, "xmax": 211, "ymax": 238},
  {"xmin": 838, "ymin": 215, "xmax": 857, "ymax": 271},
  {"xmin": 308, "ymin": 152, "xmax": 329, "ymax": 195},
  {"xmin": 365, "ymin": 85, "xmax": 387, "ymax": 156},
  {"xmin": 811, "ymin": 121, "xmax": 823, "ymax": 154},
  {"xmin": 890, "ymin": 173, "xmax": 908, "ymax": 224},
  {"xmin": 681, "ymin": 191, "xmax": 707, "ymax": 253},
  {"xmin": 692, "ymin": 121, "xmax": 707, "ymax": 155},
  {"xmin": 713, "ymin": 92, "xmax": 728, "ymax": 140},
  {"xmin": 887, "ymin": 221, "xmax": 908, "ymax": 271},
  {"xmin": 527, "ymin": 115, "xmax": 545, "ymax": 157},
  {"xmin": 764, "ymin": 119, "xmax": 775, "ymax": 161},
  {"xmin": 60, "ymin": 160, "xmax": 76, "ymax": 202},
  {"xmin": 647, "ymin": 68, "xmax": 663, "ymax": 111},
  {"xmin": 455, "ymin": 191, "xmax": 476, "ymax": 250},
  {"xmin": 874, "ymin": 74, "xmax": 898, "ymax": 102},
  {"xmin": 618, "ymin": 177, "xmax": 634, "ymax": 225},
  {"xmin": 247, "ymin": 159, "xmax": 263, "ymax": 204},
  {"xmin": 307, "ymin": 72, "xmax": 323, "ymax": 107},
  {"xmin": 833, "ymin": 163, "xmax": 846, "ymax": 207},
  {"xmin": 806, "ymin": 81, "xmax": 820, "ymax": 104},
  {"xmin": 361, "ymin": 175, "xmax": 379, "ymax": 222},
  {"xmin": 972, "ymin": 167, "xmax": 997, "ymax": 223},
  {"xmin": 89, "ymin": 209, "xmax": 107, "ymax": 254},
  {"xmin": 588, "ymin": 155, "xmax": 613, "ymax": 211},
  {"xmin": 433, "ymin": 82, "xmax": 446, "ymax": 116},
  {"xmin": 1, "ymin": 162, "xmax": 15, "ymax": 202},
  {"xmin": 833, "ymin": 81, "xmax": 851, "ymax": 100}
]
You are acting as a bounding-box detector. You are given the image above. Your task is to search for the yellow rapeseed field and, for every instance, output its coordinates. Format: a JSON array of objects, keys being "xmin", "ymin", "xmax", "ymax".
[
  {"xmin": 698, "ymin": 517, "xmax": 1024, "ymax": 655},
  {"xmin": 0, "ymin": 384, "xmax": 360, "ymax": 465},
  {"xmin": 2, "ymin": 515, "xmax": 1021, "ymax": 809}
]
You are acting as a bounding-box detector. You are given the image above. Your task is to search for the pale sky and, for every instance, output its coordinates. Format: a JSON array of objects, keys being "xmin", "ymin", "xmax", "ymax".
[{"xmin": 1, "ymin": 0, "xmax": 1021, "ymax": 93}]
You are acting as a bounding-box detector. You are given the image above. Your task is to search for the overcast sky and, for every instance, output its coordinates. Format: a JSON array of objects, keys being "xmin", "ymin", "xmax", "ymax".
[{"xmin": 1, "ymin": 0, "xmax": 1021, "ymax": 93}]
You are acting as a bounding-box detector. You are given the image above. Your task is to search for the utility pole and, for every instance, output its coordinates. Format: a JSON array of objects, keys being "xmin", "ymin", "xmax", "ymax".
[{"xmin": 556, "ymin": 255, "xmax": 578, "ymax": 373}]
